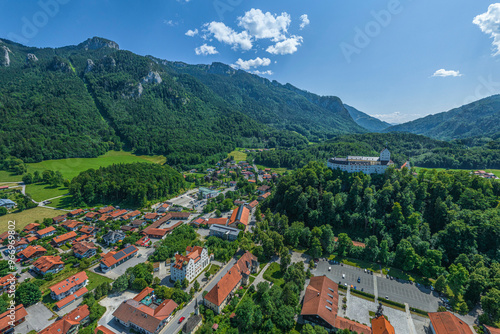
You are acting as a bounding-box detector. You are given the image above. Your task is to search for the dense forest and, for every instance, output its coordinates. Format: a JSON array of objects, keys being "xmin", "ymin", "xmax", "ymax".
[
  {"xmin": 69, "ymin": 162, "xmax": 186, "ymax": 207},
  {"xmin": 252, "ymin": 132, "xmax": 500, "ymax": 169},
  {"xmin": 258, "ymin": 162, "xmax": 500, "ymax": 326}
]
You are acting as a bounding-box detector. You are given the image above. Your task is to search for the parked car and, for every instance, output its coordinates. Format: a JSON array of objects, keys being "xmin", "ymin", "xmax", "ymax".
[
  {"xmin": 179, "ymin": 317, "xmax": 185, "ymax": 323},
  {"xmin": 357, "ymin": 277, "xmax": 361, "ymax": 283},
  {"xmin": 328, "ymin": 267, "xmax": 331, "ymax": 271},
  {"xmin": 342, "ymin": 274, "xmax": 345, "ymax": 279}
]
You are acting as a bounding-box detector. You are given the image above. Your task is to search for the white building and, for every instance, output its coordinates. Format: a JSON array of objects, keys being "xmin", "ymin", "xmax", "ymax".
[
  {"xmin": 171, "ymin": 246, "xmax": 210, "ymax": 282},
  {"xmin": 327, "ymin": 148, "xmax": 394, "ymax": 174}
]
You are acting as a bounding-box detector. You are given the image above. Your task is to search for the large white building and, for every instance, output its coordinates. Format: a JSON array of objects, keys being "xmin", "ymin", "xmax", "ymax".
[
  {"xmin": 327, "ymin": 148, "xmax": 394, "ymax": 174},
  {"xmin": 171, "ymin": 246, "xmax": 210, "ymax": 282}
]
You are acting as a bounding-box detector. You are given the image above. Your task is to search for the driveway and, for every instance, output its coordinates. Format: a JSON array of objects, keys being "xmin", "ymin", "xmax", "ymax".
[
  {"xmin": 98, "ymin": 291, "xmax": 137, "ymax": 334},
  {"xmin": 15, "ymin": 303, "xmax": 55, "ymax": 333}
]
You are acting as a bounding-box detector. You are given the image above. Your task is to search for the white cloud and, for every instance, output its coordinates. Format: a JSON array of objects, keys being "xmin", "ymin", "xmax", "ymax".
[
  {"xmin": 237, "ymin": 8, "xmax": 291, "ymax": 41},
  {"xmin": 473, "ymin": 3, "xmax": 500, "ymax": 55},
  {"xmin": 432, "ymin": 69, "xmax": 462, "ymax": 77},
  {"xmin": 195, "ymin": 44, "xmax": 218, "ymax": 56},
  {"xmin": 300, "ymin": 14, "xmax": 310, "ymax": 29},
  {"xmin": 163, "ymin": 19, "xmax": 177, "ymax": 26},
  {"xmin": 252, "ymin": 70, "xmax": 273, "ymax": 75},
  {"xmin": 205, "ymin": 21, "xmax": 253, "ymax": 50},
  {"xmin": 266, "ymin": 35, "xmax": 303, "ymax": 55},
  {"xmin": 185, "ymin": 29, "xmax": 198, "ymax": 37},
  {"xmin": 371, "ymin": 111, "xmax": 424, "ymax": 124},
  {"xmin": 232, "ymin": 57, "xmax": 271, "ymax": 70}
]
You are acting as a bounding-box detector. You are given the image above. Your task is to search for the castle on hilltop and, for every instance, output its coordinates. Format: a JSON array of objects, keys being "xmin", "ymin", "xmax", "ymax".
[{"xmin": 327, "ymin": 148, "xmax": 394, "ymax": 174}]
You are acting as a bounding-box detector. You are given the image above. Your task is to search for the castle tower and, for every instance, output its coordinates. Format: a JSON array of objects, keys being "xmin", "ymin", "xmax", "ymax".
[{"xmin": 380, "ymin": 148, "xmax": 390, "ymax": 162}]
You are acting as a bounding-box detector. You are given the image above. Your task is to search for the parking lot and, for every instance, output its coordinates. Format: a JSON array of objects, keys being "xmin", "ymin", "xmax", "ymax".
[
  {"xmin": 95, "ymin": 247, "xmax": 154, "ymax": 280},
  {"xmin": 15, "ymin": 303, "xmax": 55, "ymax": 333},
  {"xmin": 98, "ymin": 291, "xmax": 137, "ymax": 334},
  {"xmin": 313, "ymin": 260, "xmax": 441, "ymax": 312}
]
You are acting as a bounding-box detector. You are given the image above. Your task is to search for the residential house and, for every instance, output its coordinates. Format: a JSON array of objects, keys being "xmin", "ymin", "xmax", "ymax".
[
  {"xmin": 144, "ymin": 212, "xmax": 160, "ymax": 221},
  {"xmin": 0, "ymin": 304, "xmax": 27, "ymax": 333},
  {"xmin": 79, "ymin": 225, "xmax": 97, "ymax": 235},
  {"xmin": 204, "ymin": 251, "xmax": 258, "ymax": 313},
  {"xmin": 102, "ymin": 230, "xmax": 126, "ymax": 245},
  {"xmin": 121, "ymin": 210, "xmax": 141, "ymax": 221},
  {"xmin": 52, "ymin": 231, "xmax": 78, "ymax": 247},
  {"xmin": 50, "ymin": 271, "xmax": 88, "ymax": 301},
  {"xmin": 228, "ymin": 205, "xmax": 250, "ymax": 230},
  {"xmin": 258, "ymin": 192, "xmax": 271, "ymax": 201},
  {"xmin": 98, "ymin": 214, "xmax": 111, "ymax": 222},
  {"xmin": 18, "ymin": 245, "xmax": 47, "ymax": 262},
  {"xmin": 68, "ymin": 208, "xmax": 85, "ymax": 217},
  {"xmin": 12, "ymin": 239, "xmax": 28, "ymax": 253},
  {"xmin": 190, "ymin": 217, "xmax": 207, "ymax": 227},
  {"xmin": 113, "ymin": 287, "xmax": 178, "ymax": 334},
  {"xmin": 257, "ymin": 185, "xmax": 270, "ymax": 194},
  {"xmin": 22, "ymin": 223, "xmax": 40, "ymax": 234},
  {"xmin": 100, "ymin": 245, "xmax": 138, "ymax": 272},
  {"xmin": 36, "ymin": 226, "xmax": 56, "ymax": 238},
  {"xmin": 109, "ymin": 209, "xmax": 128, "ymax": 220},
  {"xmin": 84, "ymin": 212, "xmax": 100, "ymax": 221},
  {"xmin": 156, "ymin": 203, "xmax": 170, "ymax": 213},
  {"xmin": 32, "ymin": 256, "xmax": 64, "ymax": 276},
  {"xmin": 246, "ymin": 200, "xmax": 259, "ymax": 212},
  {"xmin": 40, "ymin": 304, "xmax": 90, "ymax": 334},
  {"xmin": 300, "ymin": 275, "xmax": 371, "ymax": 334},
  {"xmin": 428, "ymin": 312, "xmax": 473, "ymax": 334},
  {"xmin": 209, "ymin": 225, "xmax": 240, "ymax": 241},
  {"xmin": 72, "ymin": 241, "xmax": 97, "ymax": 259},
  {"xmin": 484, "ymin": 325, "xmax": 500, "ymax": 334},
  {"xmin": 131, "ymin": 219, "xmax": 147, "ymax": 228},
  {"xmin": 121, "ymin": 225, "xmax": 138, "ymax": 233},
  {"xmin": 61, "ymin": 220, "xmax": 83, "ymax": 231},
  {"xmin": 52, "ymin": 214, "xmax": 67, "ymax": 224},
  {"xmin": 143, "ymin": 228, "xmax": 168, "ymax": 239},
  {"xmin": 171, "ymin": 246, "xmax": 210, "ymax": 282},
  {"xmin": 0, "ymin": 199, "xmax": 16, "ymax": 209},
  {"xmin": 0, "ymin": 274, "xmax": 15, "ymax": 293},
  {"xmin": 74, "ymin": 234, "xmax": 91, "ymax": 243},
  {"xmin": 97, "ymin": 206, "xmax": 114, "ymax": 214}
]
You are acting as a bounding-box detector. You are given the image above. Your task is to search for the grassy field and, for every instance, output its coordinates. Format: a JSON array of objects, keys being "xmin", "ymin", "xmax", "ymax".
[
  {"xmin": 263, "ymin": 262, "xmax": 285, "ymax": 287},
  {"xmin": 25, "ymin": 183, "xmax": 68, "ymax": 202},
  {"xmin": 414, "ymin": 166, "xmax": 500, "ymax": 177},
  {"xmin": 86, "ymin": 270, "xmax": 113, "ymax": 291},
  {"xmin": 0, "ymin": 171, "xmax": 22, "ymax": 182},
  {"xmin": 48, "ymin": 195, "xmax": 74, "ymax": 209},
  {"xmin": 25, "ymin": 150, "xmax": 165, "ymax": 181},
  {"xmin": 0, "ymin": 207, "xmax": 61, "ymax": 233},
  {"xmin": 255, "ymin": 164, "xmax": 291, "ymax": 175},
  {"xmin": 227, "ymin": 149, "xmax": 247, "ymax": 162}
]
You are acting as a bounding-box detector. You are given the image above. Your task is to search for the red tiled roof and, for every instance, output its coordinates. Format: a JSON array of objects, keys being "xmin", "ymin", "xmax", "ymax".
[
  {"xmin": 55, "ymin": 286, "xmax": 88, "ymax": 309},
  {"xmin": 95, "ymin": 325, "xmax": 116, "ymax": 334},
  {"xmin": 428, "ymin": 312, "xmax": 473, "ymax": 334},
  {"xmin": 26, "ymin": 236, "xmax": 37, "ymax": 242},
  {"xmin": 113, "ymin": 287, "xmax": 178, "ymax": 333},
  {"xmin": 69, "ymin": 208, "xmax": 84, "ymax": 216},
  {"xmin": 53, "ymin": 214, "xmax": 67, "ymax": 222},
  {"xmin": 144, "ymin": 212, "xmax": 158, "ymax": 220},
  {"xmin": 372, "ymin": 315, "xmax": 395, "ymax": 334},
  {"xmin": 61, "ymin": 220, "xmax": 83, "ymax": 229},
  {"xmin": 23, "ymin": 223, "xmax": 40, "ymax": 232},
  {"xmin": 0, "ymin": 304, "xmax": 27, "ymax": 331},
  {"xmin": 40, "ymin": 305, "xmax": 89, "ymax": 334},
  {"xmin": 192, "ymin": 218, "xmax": 206, "ymax": 225},
  {"xmin": 110, "ymin": 209, "xmax": 127, "ymax": 218},
  {"xmin": 260, "ymin": 192, "xmax": 271, "ymax": 199},
  {"xmin": 37, "ymin": 226, "xmax": 56, "ymax": 236},
  {"xmin": 101, "ymin": 245, "xmax": 138, "ymax": 268},
  {"xmin": 204, "ymin": 267, "xmax": 242, "ymax": 306},
  {"xmin": 143, "ymin": 228, "xmax": 168, "ymax": 238},
  {"xmin": 84, "ymin": 212, "xmax": 99, "ymax": 218},
  {"xmin": 79, "ymin": 225, "xmax": 96, "ymax": 234},
  {"xmin": 33, "ymin": 256, "xmax": 64, "ymax": 273},
  {"xmin": 301, "ymin": 275, "xmax": 339, "ymax": 328},
  {"xmin": 485, "ymin": 325, "xmax": 500, "ymax": 334},
  {"xmin": 173, "ymin": 246, "xmax": 204, "ymax": 270},
  {"xmin": 52, "ymin": 231, "xmax": 77, "ymax": 245},
  {"xmin": 98, "ymin": 206, "xmax": 114, "ymax": 214},
  {"xmin": 122, "ymin": 210, "xmax": 141, "ymax": 220},
  {"xmin": 18, "ymin": 245, "xmax": 46, "ymax": 259},
  {"xmin": 229, "ymin": 205, "xmax": 250, "ymax": 226},
  {"xmin": 98, "ymin": 214, "xmax": 111, "ymax": 221},
  {"xmin": 0, "ymin": 274, "xmax": 15, "ymax": 289},
  {"xmin": 72, "ymin": 241, "xmax": 97, "ymax": 257},
  {"xmin": 50, "ymin": 271, "xmax": 88, "ymax": 296},
  {"xmin": 247, "ymin": 200, "xmax": 259, "ymax": 208},
  {"xmin": 206, "ymin": 218, "xmax": 228, "ymax": 226},
  {"xmin": 335, "ymin": 317, "xmax": 372, "ymax": 334}
]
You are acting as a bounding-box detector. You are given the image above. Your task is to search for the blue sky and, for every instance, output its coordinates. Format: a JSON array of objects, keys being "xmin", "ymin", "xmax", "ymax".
[{"xmin": 1, "ymin": 0, "xmax": 499, "ymax": 123}]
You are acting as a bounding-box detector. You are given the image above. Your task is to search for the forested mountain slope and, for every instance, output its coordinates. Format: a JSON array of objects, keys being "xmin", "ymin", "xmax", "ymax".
[
  {"xmin": 384, "ymin": 95, "xmax": 500, "ymax": 140},
  {"xmin": 344, "ymin": 104, "xmax": 391, "ymax": 132}
]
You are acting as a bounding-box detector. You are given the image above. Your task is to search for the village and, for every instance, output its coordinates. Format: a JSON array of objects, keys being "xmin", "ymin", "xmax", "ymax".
[{"xmin": 0, "ymin": 156, "xmax": 496, "ymax": 334}]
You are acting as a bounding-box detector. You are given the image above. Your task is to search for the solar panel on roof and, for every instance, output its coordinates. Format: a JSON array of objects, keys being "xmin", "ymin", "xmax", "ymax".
[
  {"xmin": 123, "ymin": 246, "xmax": 136, "ymax": 254},
  {"xmin": 112, "ymin": 251, "xmax": 125, "ymax": 261}
]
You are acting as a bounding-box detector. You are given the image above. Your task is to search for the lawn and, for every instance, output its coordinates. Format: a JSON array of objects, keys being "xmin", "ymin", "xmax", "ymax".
[
  {"xmin": 25, "ymin": 183, "xmax": 69, "ymax": 202},
  {"xmin": 0, "ymin": 207, "xmax": 61, "ymax": 233},
  {"xmin": 263, "ymin": 262, "xmax": 285, "ymax": 287},
  {"xmin": 255, "ymin": 164, "xmax": 291, "ymax": 175},
  {"xmin": 208, "ymin": 264, "xmax": 220, "ymax": 275},
  {"xmin": 414, "ymin": 166, "xmax": 500, "ymax": 178},
  {"xmin": 387, "ymin": 267, "xmax": 434, "ymax": 285},
  {"xmin": 85, "ymin": 270, "xmax": 113, "ymax": 291},
  {"xmin": 26, "ymin": 150, "xmax": 165, "ymax": 181},
  {"xmin": 0, "ymin": 170, "xmax": 22, "ymax": 182},
  {"xmin": 48, "ymin": 195, "xmax": 75, "ymax": 209},
  {"xmin": 227, "ymin": 150, "xmax": 247, "ymax": 162}
]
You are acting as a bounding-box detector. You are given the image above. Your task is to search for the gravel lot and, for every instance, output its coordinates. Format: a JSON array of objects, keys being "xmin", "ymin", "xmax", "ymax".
[
  {"xmin": 98, "ymin": 291, "xmax": 137, "ymax": 334},
  {"xmin": 15, "ymin": 303, "xmax": 55, "ymax": 333}
]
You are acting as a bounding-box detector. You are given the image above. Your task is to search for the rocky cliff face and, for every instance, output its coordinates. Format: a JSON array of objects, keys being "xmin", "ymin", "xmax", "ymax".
[
  {"xmin": 78, "ymin": 37, "xmax": 119, "ymax": 51},
  {"xmin": 1, "ymin": 45, "xmax": 12, "ymax": 67},
  {"xmin": 141, "ymin": 71, "xmax": 162, "ymax": 84}
]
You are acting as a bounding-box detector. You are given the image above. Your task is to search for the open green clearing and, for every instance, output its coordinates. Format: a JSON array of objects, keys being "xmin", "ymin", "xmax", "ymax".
[
  {"xmin": 414, "ymin": 166, "xmax": 500, "ymax": 177},
  {"xmin": 0, "ymin": 171, "xmax": 22, "ymax": 182},
  {"xmin": 25, "ymin": 150, "xmax": 165, "ymax": 181},
  {"xmin": 0, "ymin": 207, "xmax": 60, "ymax": 233},
  {"xmin": 25, "ymin": 183, "xmax": 68, "ymax": 202},
  {"xmin": 208, "ymin": 264, "xmax": 221, "ymax": 276},
  {"xmin": 263, "ymin": 262, "xmax": 285, "ymax": 287},
  {"xmin": 227, "ymin": 149, "xmax": 247, "ymax": 162},
  {"xmin": 86, "ymin": 270, "xmax": 114, "ymax": 291}
]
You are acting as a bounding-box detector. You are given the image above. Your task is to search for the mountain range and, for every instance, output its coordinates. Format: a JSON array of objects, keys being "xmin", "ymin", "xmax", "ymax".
[{"xmin": 0, "ymin": 36, "xmax": 499, "ymax": 168}]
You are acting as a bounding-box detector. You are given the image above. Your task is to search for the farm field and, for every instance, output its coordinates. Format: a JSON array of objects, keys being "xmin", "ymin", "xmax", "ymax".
[
  {"xmin": 414, "ymin": 167, "xmax": 500, "ymax": 177},
  {"xmin": 0, "ymin": 207, "xmax": 61, "ymax": 233},
  {"xmin": 25, "ymin": 150, "xmax": 165, "ymax": 181},
  {"xmin": 227, "ymin": 149, "xmax": 247, "ymax": 162}
]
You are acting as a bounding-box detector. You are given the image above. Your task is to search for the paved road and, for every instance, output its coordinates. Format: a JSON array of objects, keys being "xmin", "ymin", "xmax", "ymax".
[
  {"xmin": 252, "ymin": 162, "xmax": 263, "ymax": 182},
  {"xmin": 160, "ymin": 258, "xmax": 238, "ymax": 334},
  {"xmin": 313, "ymin": 260, "xmax": 440, "ymax": 312}
]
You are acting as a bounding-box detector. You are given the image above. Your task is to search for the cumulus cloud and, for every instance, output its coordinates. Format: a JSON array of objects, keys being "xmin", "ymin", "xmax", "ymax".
[
  {"xmin": 237, "ymin": 8, "xmax": 291, "ymax": 41},
  {"xmin": 432, "ymin": 69, "xmax": 462, "ymax": 77},
  {"xmin": 232, "ymin": 57, "xmax": 271, "ymax": 70},
  {"xmin": 185, "ymin": 29, "xmax": 198, "ymax": 37},
  {"xmin": 473, "ymin": 3, "xmax": 500, "ymax": 55},
  {"xmin": 195, "ymin": 44, "xmax": 218, "ymax": 56},
  {"xmin": 300, "ymin": 14, "xmax": 310, "ymax": 29},
  {"xmin": 252, "ymin": 70, "xmax": 273, "ymax": 75},
  {"xmin": 205, "ymin": 21, "xmax": 253, "ymax": 50},
  {"xmin": 266, "ymin": 35, "xmax": 303, "ymax": 55}
]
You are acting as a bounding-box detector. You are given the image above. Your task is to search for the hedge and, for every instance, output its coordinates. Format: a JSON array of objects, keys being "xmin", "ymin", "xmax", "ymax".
[
  {"xmin": 410, "ymin": 307, "xmax": 429, "ymax": 317},
  {"xmin": 351, "ymin": 289, "xmax": 375, "ymax": 300},
  {"xmin": 377, "ymin": 297, "xmax": 406, "ymax": 309}
]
